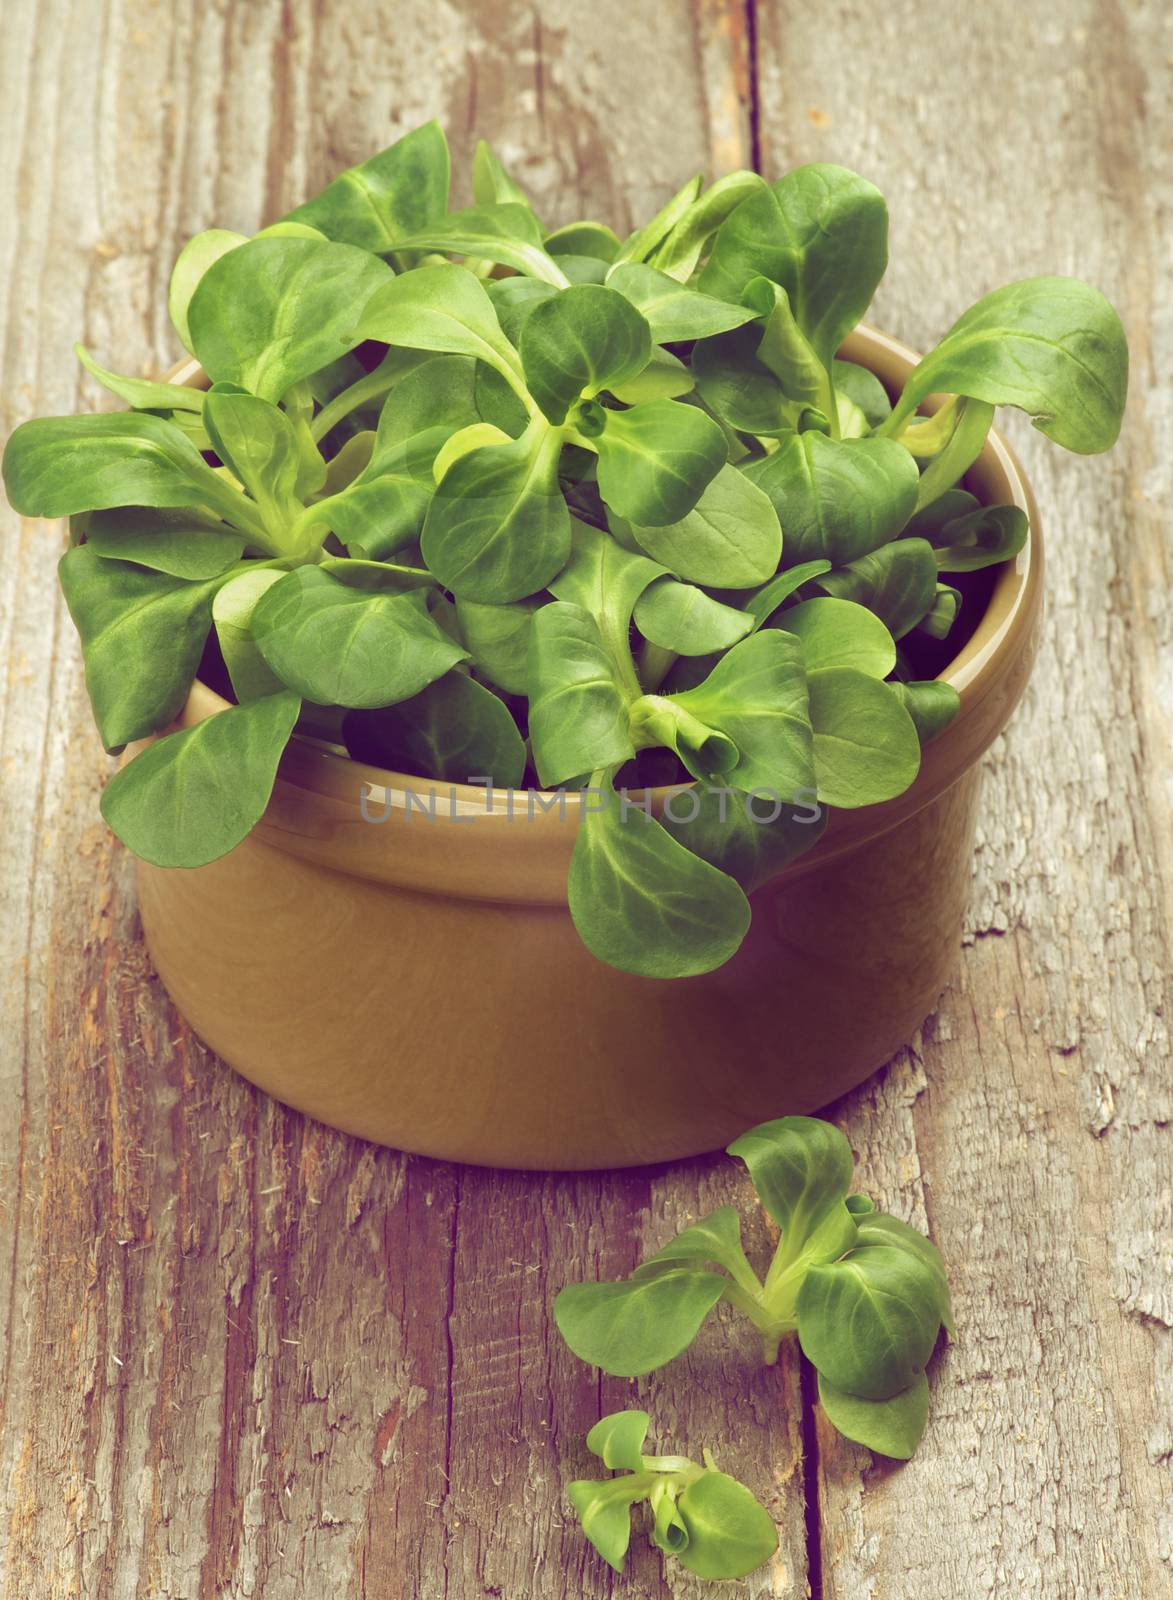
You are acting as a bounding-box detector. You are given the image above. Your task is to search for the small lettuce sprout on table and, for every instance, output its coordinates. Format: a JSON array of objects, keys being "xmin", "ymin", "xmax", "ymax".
[
  {"xmin": 555, "ymin": 1116, "xmax": 953, "ymax": 1460},
  {"xmin": 567, "ymin": 1409, "xmax": 777, "ymax": 1580}
]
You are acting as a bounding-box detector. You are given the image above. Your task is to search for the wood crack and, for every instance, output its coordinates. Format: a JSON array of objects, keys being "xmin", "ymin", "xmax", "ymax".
[
  {"xmin": 799, "ymin": 1349, "xmax": 824, "ymax": 1600},
  {"xmin": 746, "ymin": 0, "xmax": 763, "ymax": 174},
  {"xmin": 440, "ymin": 1164, "xmax": 462, "ymax": 1599}
]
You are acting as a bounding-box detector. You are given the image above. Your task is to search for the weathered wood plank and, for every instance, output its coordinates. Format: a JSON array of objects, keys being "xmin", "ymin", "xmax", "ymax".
[
  {"xmin": 0, "ymin": 4, "xmax": 808, "ymax": 1598},
  {"xmin": 754, "ymin": 2, "xmax": 1172, "ymax": 1594}
]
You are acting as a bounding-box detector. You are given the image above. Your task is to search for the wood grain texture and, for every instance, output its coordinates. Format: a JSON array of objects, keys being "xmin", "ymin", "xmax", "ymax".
[
  {"xmin": 0, "ymin": 3, "xmax": 1167, "ymax": 1599},
  {"xmin": 755, "ymin": 1, "xmax": 1172, "ymax": 1595}
]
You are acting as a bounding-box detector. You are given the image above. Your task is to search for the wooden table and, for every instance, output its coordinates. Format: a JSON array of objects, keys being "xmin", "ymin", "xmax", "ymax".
[{"xmin": 2, "ymin": 3, "xmax": 1168, "ymax": 1595}]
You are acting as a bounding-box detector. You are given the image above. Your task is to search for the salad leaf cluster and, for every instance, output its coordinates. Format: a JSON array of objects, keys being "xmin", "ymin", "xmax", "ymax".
[
  {"xmin": 567, "ymin": 1409, "xmax": 777, "ymax": 1580},
  {"xmin": 555, "ymin": 1116, "xmax": 953, "ymax": 1461},
  {"xmin": 3, "ymin": 121, "xmax": 1127, "ymax": 978}
]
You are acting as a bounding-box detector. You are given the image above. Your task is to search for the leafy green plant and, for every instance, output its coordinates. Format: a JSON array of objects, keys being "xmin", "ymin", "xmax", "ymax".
[
  {"xmin": 555, "ymin": 1116, "xmax": 953, "ymax": 1460},
  {"xmin": 3, "ymin": 122, "xmax": 1127, "ymax": 977},
  {"xmin": 566, "ymin": 1409, "xmax": 777, "ymax": 1580}
]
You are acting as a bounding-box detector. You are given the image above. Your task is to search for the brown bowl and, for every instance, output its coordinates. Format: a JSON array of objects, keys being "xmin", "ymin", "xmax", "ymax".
[{"xmin": 136, "ymin": 324, "xmax": 1042, "ymax": 1169}]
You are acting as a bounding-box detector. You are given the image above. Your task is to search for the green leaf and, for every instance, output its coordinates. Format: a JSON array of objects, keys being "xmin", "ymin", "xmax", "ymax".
[
  {"xmin": 318, "ymin": 355, "xmax": 482, "ymax": 559},
  {"xmin": 75, "ymin": 344, "xmax": 204, "ymax": 413},
  {"xmin": 165, "ymin": 410, "xmax": 215, "ymax": 453},
  {"xmin": 400, "ymin": 396, "xmax": 496, "ymax": 476},
  {"xmin": 100, "ymin": 690, "xmax": 301, "ymax": 867},
  {"xmin": 903, "ymin": 487, "xmax": 978, "ymax": 538},
  {"xmin": 486, "ymin": 276, "xmax": 558, "ymax": 344},
  {"xmin": 807, "ymin": 667, "xmax": 921, "ymax": 807},
  {"xmin": 744, "ymin": 278, "xmax": 833, "ymax": 413},
  {"xmin": 323, "ymin": 428, "xmax": 450, "ymax": 559},
  {"xmin": 188, "ymin": 236, "xmax": 393, "ymax": 403},
  {"xmin": 884, "ymin": 276, "xmax": 1128, "ymax": 453},
  {"xmin": 59, "ymin": 545, "xmax": 220, "ymax": 751},
  {"xmin": 614, "ymin": 175, "xmax": 703, "ymax": 267},
  {"xmin": 674, "ymin": 1470, "xmax": 778, "ymax": 1580},
  {"xmin": 779, "ymin": 597, "xmax": 896, "ymax": 678},
  {"xmin": 671, "ymin": 631, "xmax": 815, "ymax": 800},
  {"xmin": 744, "ymin": 432, "xmax": 920, "ymax": 568},
  {"xmin": 889, "ymin": 680, "xmax": 960, "ymax": 742},
  {"xmin": 549, "ymin": 517, "xmax": 663, "ymax": 673},
  {"xmin": 294, "ymin": 362, "xmax": 360, "ymax": 494},
  {"xmin": 355, "ymin": 263, "xmax": 524, "ymax": 382},
  {"xmin": 394, "ymin": 203, "xmax": 569, "ymax": 286},
  {"xmin": 472, "ymin": 137, "xmax": 530, "ymax": 208},
  {"xmin": 202, "ymin": 389, "xmax": 303, "ymax": 540},
  {"xmin": 607, "ymin": 347, "xmax": 694, "ymax": 404},
  {"xmin": 567, "ymin": 775, "xmax": 750, "ymax": 977},
  {"xmin": 316, "ymin": 557, "xmax": 435, "ymax": 593},
  {"xmin": 566, "ymin": 1478, "xmax": 643, "ymax": 1573},
  {"xmin": 585, "ymin": 1410, "xmax": 650, "ymax": 1472},
  {"xmin": 544, "ymin": 254, "xmax": 609, "ymax": 285},
  {"xmin": 3, "ymin": 412, "xmax": 261, "ymax": 533},
  {"xmin": 254, "ymin": 220, "xmax": 329, "ymax": 243},
  {"xmin": 554, "ymin": 1268, "xmax": 727, "ymax": 1376},
  {"xmin": 616, "ymin": 464, "xmax": 780, "ymax": 587},
  {"xmin": 636, "ymin": 1206, "xmax": 755, "ymax": 1282},
  {"xmin": 650, "ymin": 1478, "xmax": 691, "ymax": 1555},
  {"xmin": 692, "ymin": 322, "xmax": 805, "ymax": 436},
  {"xmin": 370, "ymin": 350, "xmax": 481, "ymax": 441},
  {"xmin": 473, "ymin": 364, "xmax": 530, "ymax": 438},
  {"xmin": 454, "ymin": 598, "xmax": 536, "ymax": 695},
  {"xmin": 916, "ymin": 582, "xmax": 961, "ymax": 640},
  {"xmin": 212, "ymin": 566, "xmax": 287, "ymax": 701},
  {"xmin": 904, "ymin": 396, "xmax": 994, "ymax": 513},
  {"xmin": 342, "ymin": 671, "xmax": 526, "ymax": 786},
  {"xmin": 606, "ymin": 263, "xmax": 757, "ymax": 343},
  {"xmin": 816, "ymin": 538, "xmax": 939, "ymax": 639},
  {"xmin": 421, "ymin": 419, "xmax": 570, "ymax": 602},
  {"xmin": 168, "ymin": 228, "xmax": 248, "ymax": 352},
  {"xmin": 647, "ymin": 170, "xmax": 767, "ymax": 281},
  {"xmin": 545, "ymin": 221, "xmax": 620, "ymax": 262},
  {"xmin": 855, "ymin": 1213, "xmax": 954, "ymax": 1336},
  {"xmin": 628, "ymin": 694, "xmax": 738, "ymax": 782},
  {"xmin": 425, "ymin": 418, "xmax": 512, "ymax": 482},
  {"xmin": 318, "ymin": 430, "xmax": 374, "ymax": 494},
  {"xmin": 634, "ymin": 577, "xmax": 753, "ymax": 655},
  {"xmin": 544, "ymin": 515, "xmax": 658, "ymax": 725},
  {"xmin": 253, "ymin": 566, "xmax": 466, "ymax": 708},
  {"xmin": 282, "ymin": 121, "xmax": 451, "ymax": 252},
  {"xmin": 84, "ymin": 507, "xmax": 245, "ymax": 579},
  {"xmin": 796, "ymin": 1243, "xmax": 943, "ymax": 1399},
  {"xmin": 818, "ymin": 1371, "xmax": 930, "ymax": 1459},
  {"xmin": 700, "ymin": 165, "xmax": 888, "ymax": 367},
  {"xmin": 527, "ymin": 603, "xmax": 636, "ymax": 787},
  {"xmin": 519, "ymin": 284, "xmax": 651, "ymax": 424},
  {"xmin": 923, "ymin": 503, "xmax": 1029, "ymax": 572},
  {"xmin": 833, "ymin": 358, "xmax": 892, "ymax": 429},
  {"xmin": 726, "ymin": 1116, "xmax": 855, "ymax": 1258},
  {"xmin": 307, "ymin": 344, "xmax": 434, "ymax": 439},
  {"xmin": 595, "ymin": 399, "xmax": 726, "ymax": 527},
  {"xmin": 661, "ymin": 781, "xmax": 827, "ymax": 892},
  {"xmin": 740, "ymin": 561, "xmax": 833, "ymax": 628}
]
